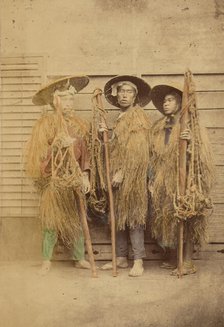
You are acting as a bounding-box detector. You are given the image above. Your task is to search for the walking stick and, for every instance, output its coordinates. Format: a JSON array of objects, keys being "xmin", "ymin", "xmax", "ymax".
[
  {"xmin": 54, "ymin": 95, "xmax": 97, "ymax": 278},
  {"xmin": 93, "ymin": 88, "xmax": 117, "ymax": 277},
  {"xmin": 177, "ymin": 70, "xmax": 191, "ymax": 278},
  {"xmin": 77, "ymin": 192, "xmax": 97, "ymax": 278}
]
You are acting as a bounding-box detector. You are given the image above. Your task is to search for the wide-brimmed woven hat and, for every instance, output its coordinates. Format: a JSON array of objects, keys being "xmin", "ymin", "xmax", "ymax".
[
  {"xmin": 151, "ymin": 84, "xmax": 182, "ymax": 114},
  {"xmin": 104, "ymin": 75, "xmax": 151, "ymax": 108},
  {"xmin": 32, "ymin": 75, "xmax": 90, "ymax": 106}
]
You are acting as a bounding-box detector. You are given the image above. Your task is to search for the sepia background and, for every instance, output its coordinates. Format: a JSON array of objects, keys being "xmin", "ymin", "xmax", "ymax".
[
  {"xmin": 0, "ymin": 0, "xmax": 224, "ymax": 260},
  {"xmin": 0, "ymin": 1, "xmax": 224, "ymax": 326}
]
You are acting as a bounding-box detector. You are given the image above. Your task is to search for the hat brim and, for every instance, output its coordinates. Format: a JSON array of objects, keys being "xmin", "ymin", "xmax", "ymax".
[
  {"xmin": 151, "ymin": 85, "xmax": 182, "ymax": 114},
  {"xmin": 104, "ymin": 75, "xmax": 151, "ymax": 108},
  {"xmin": 32, "ymin": 75, "xmax": 90, "ymax": 106}
]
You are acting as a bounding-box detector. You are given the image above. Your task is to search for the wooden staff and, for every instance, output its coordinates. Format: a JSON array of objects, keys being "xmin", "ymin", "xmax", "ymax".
[
  {"xmin": 78, "ymin": 193, "xmax": 97, "ymax": 278},
  {"xmin": 94, "ymin": 89, "xmax": 117, "ymax": 277},
  {"xmin": 178, "ymin": 70, "xmax": 191, "ymax": 278},
  {"xmin": 54, "ymin": 95, "xmax": 97, "ymax": 278}
]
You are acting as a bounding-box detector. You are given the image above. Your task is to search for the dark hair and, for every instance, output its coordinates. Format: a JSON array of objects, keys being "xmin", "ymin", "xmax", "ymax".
[{"xmin": 117, "ymin": 82, "xmax": 138, "ymax": 95}]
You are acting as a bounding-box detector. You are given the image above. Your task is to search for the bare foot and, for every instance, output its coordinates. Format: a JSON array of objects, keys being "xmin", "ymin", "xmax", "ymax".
[
  {"xmin": 101, "ymin": 257, "xmax": 128, "ymax": 270},
  {"xmin": 75, "ymin": 259, "xmax": 91, "ymax": 269},
  {"xmin": 101, "ymin": 262, "xmax": 113, "ymax": 270},
  {"xmin": 171, "ymin": 261, "xmax": 197, "ymax": 276},
  {"xmin": 129, "ymin": 259, "xmax": 144, "ymax": 277},
  {"xmin": 160, "ymin": 262, "xmax": 176, "ymax": 270},
  {"xmin": 39, "ymin": 260, "xmax": 51, "ymax": 276}
]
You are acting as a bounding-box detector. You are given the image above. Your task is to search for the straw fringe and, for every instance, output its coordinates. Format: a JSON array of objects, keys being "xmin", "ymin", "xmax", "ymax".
[
  {"xmin": 110, "ymin": 106, "xmax": 151, "ymax": 230},
  {"xmin": 150, "ymin": 115, "xmax": 214, "ymax": 248},
  {"xmin": 39, "ymin": 179, "xmax": 82, "ymax": 246},
  {"xmin": 25, "ymin": 110, "xmax": 90, "ymax": 246},
  {"xmin": 25, "ymin": 113, "xmax": 57, "ymax": 178}
]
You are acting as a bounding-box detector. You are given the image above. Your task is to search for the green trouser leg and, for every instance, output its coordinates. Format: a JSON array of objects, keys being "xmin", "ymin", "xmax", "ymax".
[
  {"xmin": 72, "ymin": 232, "xmax": 85, "ymax": 261},
  {"xmin": 42, "ymin": 229, "xmax": 58, "ymax": 260},
  {"xmin": 42, "ymin": 229, "xmax": 84, "ymax": 261}
]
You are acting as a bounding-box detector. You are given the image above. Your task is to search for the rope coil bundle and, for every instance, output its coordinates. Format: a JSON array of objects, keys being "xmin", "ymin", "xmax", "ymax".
[
  {"xmin": 174, "ymin": 71, "xmax": 213, "ymax": 223},
  {"xmin": 87, "ymin": 90, "xmax": 108, "ymax": 222}
]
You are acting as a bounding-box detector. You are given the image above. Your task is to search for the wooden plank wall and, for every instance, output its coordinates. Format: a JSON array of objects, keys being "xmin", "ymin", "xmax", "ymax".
[
  {"xmin": 0, "ymin": 56, "xmax": 44, "ymax": 216},
  {"xmin": 0, "ymin": 55, "xmax": 224, "ymax": 260},
  {"xmin": 0, "ymin": 55, "xmax": 45, "ymax": 260}
]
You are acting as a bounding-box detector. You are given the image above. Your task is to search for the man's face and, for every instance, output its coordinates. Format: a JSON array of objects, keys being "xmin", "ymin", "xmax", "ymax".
[
  {"xmin": 163, "ymin": 94, "xmax": 180, "ymax": 115},
  {"xmin": 59, "ymin": 94, "xmax": 75, "ymax": 110},
  {"xmin": 117, "ymin": 84, "xmax": 136, "ymax": 109}
]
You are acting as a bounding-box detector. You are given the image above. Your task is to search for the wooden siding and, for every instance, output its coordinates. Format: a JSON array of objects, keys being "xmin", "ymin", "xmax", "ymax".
[{"xmin": 0, "ymin": 55, "xmax": 224, "ymax": 261}]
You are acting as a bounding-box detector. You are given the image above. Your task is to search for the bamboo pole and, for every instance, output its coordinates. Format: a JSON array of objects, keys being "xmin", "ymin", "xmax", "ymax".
[
  {"xmin": 94, "ymin": 89, "xmax": 117, "ymax": 277},
  {"xmin": 178, "ymin": 70, "xmax": 190, "ymax": 278},
  {"xmin": 78, "ymin": 193, "xmax": 97, "ymax": 278}
]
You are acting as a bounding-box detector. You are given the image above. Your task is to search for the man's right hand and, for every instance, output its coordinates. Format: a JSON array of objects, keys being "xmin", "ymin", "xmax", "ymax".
[
  {"xmin": 112, "ymin": 170, "xmax": 124, "ymax": 187},
  {"xmin": 98, "ymin": 121, "xmax": 108, "ymax": 133},
  {"xmin": 53, "ymin": 133, "xmax": 75, "ymax": 148},
  {"xmin": 148, "ymin": 182, "xmax": 154, "ymax": 195}
]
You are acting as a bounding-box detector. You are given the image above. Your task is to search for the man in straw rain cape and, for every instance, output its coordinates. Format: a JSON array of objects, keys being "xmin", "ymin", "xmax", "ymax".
[
  {"xmin": 149, "ymin": 70, "xmax": 214, "ymax": 275},
  {"xmin": 25, "ymin": 75, "xmax": 93, "ymax": 275},
  {"xmin": 101, "ymin": 75, "xmax": 151, "ymax": 277}
]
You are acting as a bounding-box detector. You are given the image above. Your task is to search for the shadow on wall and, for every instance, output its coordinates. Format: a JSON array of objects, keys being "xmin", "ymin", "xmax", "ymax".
[
  {"xmin": 215, "ymin": 0, "xmax": 224, "ymax": 18},
  {"xmin": 95, "ymin": 0, "xmax": 148, "ymax": 13}
]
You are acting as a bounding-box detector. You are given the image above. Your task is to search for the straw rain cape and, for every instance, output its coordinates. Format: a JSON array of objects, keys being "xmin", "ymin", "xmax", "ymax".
[
  {"xmin": 25, "ymin": 110, "xmax": 90, "ymax": 246},
  {"xmin": 110, "ymin": 106, "xmax": 151, "ymax": 230},
  {"xmin": 150, "ymin": 114, "xmax": 214, "ymax": 248}
]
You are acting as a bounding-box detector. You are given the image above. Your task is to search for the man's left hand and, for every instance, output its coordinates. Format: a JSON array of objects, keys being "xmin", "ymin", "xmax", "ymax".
[
  {"xmin": 82, "ymin": 172, "xmax": 90, "ymax": 194},
  {"xmin": 180, "ymin": 128, "xmax": 191, "ymax": 141}
]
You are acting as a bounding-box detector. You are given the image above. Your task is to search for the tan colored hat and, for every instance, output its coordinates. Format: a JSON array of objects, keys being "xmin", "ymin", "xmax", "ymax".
[
  {"xmin": 32, "ymin": 75, "xmax": 89, "ymax": 106},
  {"xmin": 104, "ymin": 75, "xmax": 151, "ymax": 108},
  {"xmin": 151, "ymin": 84, "xmax": 182, "ymax": 114}
]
